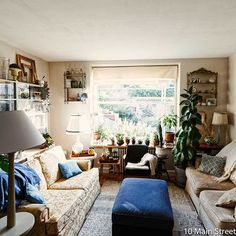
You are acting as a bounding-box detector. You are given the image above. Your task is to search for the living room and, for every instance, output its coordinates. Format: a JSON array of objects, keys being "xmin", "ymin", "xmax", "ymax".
[{"xmin": 0, "ymin": 1, "xmax": 236, "ymax": 236}]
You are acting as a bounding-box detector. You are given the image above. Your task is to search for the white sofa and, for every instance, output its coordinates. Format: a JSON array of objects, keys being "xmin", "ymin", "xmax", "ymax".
[
  {"xmin": 16, "ymin": 146, "xmax": 100, "ymax": 236},
  {"xmin": 185, "ymin": 141, "xmax": 236, "ymax": 235}
]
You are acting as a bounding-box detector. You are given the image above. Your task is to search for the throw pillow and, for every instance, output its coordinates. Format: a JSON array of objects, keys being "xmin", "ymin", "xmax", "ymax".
[
  {"xmin": 59, "ymin": 161, "xmax": 82, "ymax": 179},
  {"xmin": 215, "ymin": 188, "xmax": 236, "ymax": 208},
  {"xmin": 230, "ymin": 164, "xmax": 236, "ymax": 185},
  {"xmin": 217, "ymin": 141, "xmax": 236, "ymax": 173},
  {"xmin": 198, "ymin": 154, "xmax": 226, "ymax": 177},
  {"xmin": 26, "ymin": 183, "xmax": 46, "ymax": 204},
  {"xmin": 39, "ymin": 146, "xmax": 67, "ymax": 186}
]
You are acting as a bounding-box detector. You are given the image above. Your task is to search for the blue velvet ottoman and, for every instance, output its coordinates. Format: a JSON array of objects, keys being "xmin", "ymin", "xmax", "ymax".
[{"xmin": 112, "ymin": 178, "xmax": 173, "ymax": 236}]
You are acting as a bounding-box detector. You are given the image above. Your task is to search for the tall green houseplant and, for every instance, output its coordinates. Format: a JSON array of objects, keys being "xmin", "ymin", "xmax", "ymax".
[{"xmin": 172, "ymin": 86, "xmax": 202, "ymax": 169}]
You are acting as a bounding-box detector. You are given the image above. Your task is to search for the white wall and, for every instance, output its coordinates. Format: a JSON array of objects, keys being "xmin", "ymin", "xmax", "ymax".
[
  {"xmin": 49, "ymin": 58, "xmax": 228, "ymax": 153},
  {"xmin": 228, "ymin": 54, "xmax": 236, "ymax": 140},
  {"xmin": 0, "ymin": 40, "xmax": 50, "ymax": 128}
]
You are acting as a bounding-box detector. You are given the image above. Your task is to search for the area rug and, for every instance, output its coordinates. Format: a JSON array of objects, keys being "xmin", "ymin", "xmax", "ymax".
[{"xmin": 79, "ymin": 180, "xmax": 205, "ymax": 236}]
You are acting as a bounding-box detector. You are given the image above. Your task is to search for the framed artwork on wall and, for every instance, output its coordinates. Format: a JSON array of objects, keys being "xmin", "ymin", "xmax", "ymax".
[{"xmin": 16, "ymin": 54, "xmax": 37, "ymax": 84}]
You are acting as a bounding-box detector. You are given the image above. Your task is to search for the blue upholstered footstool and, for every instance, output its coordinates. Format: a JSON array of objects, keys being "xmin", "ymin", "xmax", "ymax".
[{"xmin": 112, "ymin": 178, "xmax": 173, "ymax": 236}]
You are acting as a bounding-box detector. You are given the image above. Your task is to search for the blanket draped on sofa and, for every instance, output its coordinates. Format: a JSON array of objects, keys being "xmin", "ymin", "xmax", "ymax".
[{"xmin": 0, "ymin": 163, "xmax": 41, "ymax": 212}]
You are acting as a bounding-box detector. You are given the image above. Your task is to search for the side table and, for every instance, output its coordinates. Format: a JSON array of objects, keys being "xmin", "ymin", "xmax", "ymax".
[
  {"xmin": 98, "ymin": 159, "xmax": 121, "ymax": 175},
  {"xmin": 0, "ymin": 212, "xmax": 34, "ymax": 236},
  {"xmin": 69, "ymin": 153, "xmax": 97, "ymax": 168}
]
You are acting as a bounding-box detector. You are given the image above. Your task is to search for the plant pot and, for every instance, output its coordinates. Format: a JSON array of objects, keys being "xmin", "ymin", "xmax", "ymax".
[
  {"xmin": 138, "ymin": 140, "xmax": 143, "ymax": 144},
  {"xmin": 117, "ymin": 140, "xmax": 124, "ymax": 146},
  {"xmin": 165, "ymin": 132, "xmax": 175, "ymax": 143},
  {"xmin": 125, "ymin": 138, "xmax": 130, "ymax": 145},
  {"xmin": 153, "ymin": 139, "xmax": 159, "ymax": 146},
  {"xmin": 145, "ymin": 139, "xmax": 150, "ymax": 146},
  {"xmin": 94, "ymin": 132, "xmax": 101, "ymax": 141},
  {"xmin": 131, "ymin": 138, "xmax": 136, "ymax": 145},
  {"xmin": 174, "ymin": 166, "xmax": 187, "ymax": 188}
]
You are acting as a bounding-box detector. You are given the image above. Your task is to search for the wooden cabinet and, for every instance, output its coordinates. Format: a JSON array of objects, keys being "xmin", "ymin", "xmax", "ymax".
[
  {"xmin": 187, "ymin": 68, "xmax": 218, "ymax": 106},
  {"xmin": 64, "ymin": 68, "xmax": 88, "ymax": 103}
]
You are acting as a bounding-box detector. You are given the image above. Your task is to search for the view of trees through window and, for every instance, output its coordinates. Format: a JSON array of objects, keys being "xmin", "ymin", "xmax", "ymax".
[{"xmin": 93, "ymin": 79, "xmax": 176, "ymax": 143}]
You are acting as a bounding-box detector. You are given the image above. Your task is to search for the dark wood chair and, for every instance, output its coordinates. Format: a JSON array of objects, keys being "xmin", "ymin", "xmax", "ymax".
[{"xmin": 123, "ymin": 145, "xmax": 151, "ymax": 177}]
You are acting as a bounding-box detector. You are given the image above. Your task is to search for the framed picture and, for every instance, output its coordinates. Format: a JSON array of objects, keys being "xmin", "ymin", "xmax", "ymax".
[
  {"xmin": 16, "ymin": 54, "xmax": 37, "ymax": 83},
  {"xmin": 206, "ymin": 98, "xmax": 217, "ymax": 106}
]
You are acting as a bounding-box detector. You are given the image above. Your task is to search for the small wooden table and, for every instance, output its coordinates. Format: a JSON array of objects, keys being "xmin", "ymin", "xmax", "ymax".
[
  {"xmin": 199, "ymin": 143, "xmax": 223, "ymax": 155},
  {"xmin": 98, "ymin": 159, "xmax": 121, "ymax": 175},
  {"xmin": 69, "ymin": 153, "xmax": 97, "ymax": 168}
]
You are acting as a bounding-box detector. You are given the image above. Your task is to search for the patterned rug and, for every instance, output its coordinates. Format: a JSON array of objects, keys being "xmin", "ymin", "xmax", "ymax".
[{"xmin": 79, "ymin": 180, "xmax": 205, "ymax": 236}]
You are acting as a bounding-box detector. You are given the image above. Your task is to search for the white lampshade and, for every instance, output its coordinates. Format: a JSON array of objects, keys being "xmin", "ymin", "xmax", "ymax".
[
  {"xmin": 0, "ymin": 110, "xmax": 45, "ymax": 153},
  {"xmin": 66, "ymin": 114, "xmax": 90, "ymax": 134},
  {"xmin": 66, "ymin": 114, "xmax": 90, "ymax": 154},
  {"xmin": 212, "ymin": 112, "xmax": 228, "ymax": 125}
]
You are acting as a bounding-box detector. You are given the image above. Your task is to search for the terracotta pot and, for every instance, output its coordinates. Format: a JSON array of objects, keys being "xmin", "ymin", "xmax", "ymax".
[
  {"xmin": 153, "ymin": 139, "xmax": 159, "ymax": 146},
  {"xmin": 125, "ymin": 138, "xmax": 130, "ymax": 145},
  {"xmin": 165, "ymin": 132, "xmax": 174, "ymax": 143}
]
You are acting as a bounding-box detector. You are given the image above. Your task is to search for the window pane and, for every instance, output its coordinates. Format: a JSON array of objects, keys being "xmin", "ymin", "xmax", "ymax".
[{"xmin": 93, "ymin": 70, "xmax": 177, "ymax": 143}]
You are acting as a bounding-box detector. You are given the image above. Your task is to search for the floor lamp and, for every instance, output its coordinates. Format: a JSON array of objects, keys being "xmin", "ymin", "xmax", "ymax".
[
  {"xmin": 66, "ymin": 114, "xmax": 90, "ymax": 154},
  {"xmin": 212, "ymin": 112, "xmax": 228, "ymax": 145},
  {"xmin": 0, "ymin": 111, "xmax": 45, "ymax": 235}
]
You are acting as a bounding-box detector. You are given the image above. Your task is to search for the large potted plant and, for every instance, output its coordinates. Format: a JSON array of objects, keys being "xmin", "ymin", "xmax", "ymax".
[
  {"xmin": 161, "ymin": 113, "xmax": 177, "ymax": 143},
  {"xmin": 172, "ymin": 86, "xmax": 202, "ymax": 187}
]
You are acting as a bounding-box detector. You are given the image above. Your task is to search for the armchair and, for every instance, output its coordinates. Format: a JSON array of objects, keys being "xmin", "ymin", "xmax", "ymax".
[{"xmin": 123, "ymin": 145, "xmax": 151, "ymax": 177}]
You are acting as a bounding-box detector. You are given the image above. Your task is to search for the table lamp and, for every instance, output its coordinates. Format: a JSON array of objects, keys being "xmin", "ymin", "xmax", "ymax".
[
  {"xmin": 212, "ymin": 112, "xmax": 228, "ymax": 145},
  {"xmin": 66, "ymin": 114, "xmax": 90, "ymax": 154},
  {"xmin": 0, "ymin": 111, "xmax": 45, "ymax": 233}
]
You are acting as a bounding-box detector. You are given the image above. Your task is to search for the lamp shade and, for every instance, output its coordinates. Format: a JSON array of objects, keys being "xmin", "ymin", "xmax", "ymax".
[
  {"xmin": 0, "ymin": 111, "xmax": 45, "ymax": 154},
  {"xmin": 66, "ymin": 114, "xmax": 90, "ymax": 134},
  {"xmin": 212, "ymin": 112, "xmax": 228, "ymax": 125}
]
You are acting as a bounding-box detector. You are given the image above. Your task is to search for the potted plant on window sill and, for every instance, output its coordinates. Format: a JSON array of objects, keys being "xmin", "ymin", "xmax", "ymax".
[
  {"xmin": 172, "ymin": 86, "xmax": 202, "ymax": 187},
  {"xmin": 161, "ymin": 113, "xmax": 177, "ymax": 144}
]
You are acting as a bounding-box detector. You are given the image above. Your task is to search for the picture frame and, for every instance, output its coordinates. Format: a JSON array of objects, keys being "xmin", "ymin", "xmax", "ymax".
[
  {"xmin": 206, "ymin": 98, "xmax": 217, "ymax": 106},
  {"xmin": 16, "ymin": 54, "xmax": 37, "ymax": 83}
]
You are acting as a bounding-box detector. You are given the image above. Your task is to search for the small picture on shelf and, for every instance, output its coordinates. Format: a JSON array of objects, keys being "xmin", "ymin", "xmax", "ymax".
[{"xmin": 206, "ymin": 98, "xmax": 216, "ymax": 106}]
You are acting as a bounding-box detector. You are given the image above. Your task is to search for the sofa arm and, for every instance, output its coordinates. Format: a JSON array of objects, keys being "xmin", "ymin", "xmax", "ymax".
[
  {"xmin": 76, "ymin": 159, "xmax": 91, "ymax": 171},
  {"xmin": 17, "ymin": 202, "xmax": 49, "ymax": 223}
]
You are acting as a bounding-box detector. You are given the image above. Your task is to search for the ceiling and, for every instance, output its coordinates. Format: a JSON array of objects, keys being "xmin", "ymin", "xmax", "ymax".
[{"xmin": 0, "ymin": 0, "xmax": 236, "ymax": 62}]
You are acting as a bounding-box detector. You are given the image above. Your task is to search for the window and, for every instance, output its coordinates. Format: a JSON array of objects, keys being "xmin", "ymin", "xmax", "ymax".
[{"xmin": 92, "ymin": 65, "xmax": 178, "ymax": 143}]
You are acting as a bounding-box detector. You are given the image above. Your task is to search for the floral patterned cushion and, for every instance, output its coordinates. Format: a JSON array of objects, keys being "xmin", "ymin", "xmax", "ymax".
[
  {"xmin": 49, "ymin": 168, "xmax": 99, "ymax": 192},
  {"xmin": 39, "ymin": 146, "xmax": 67, "ymax": 186}
]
